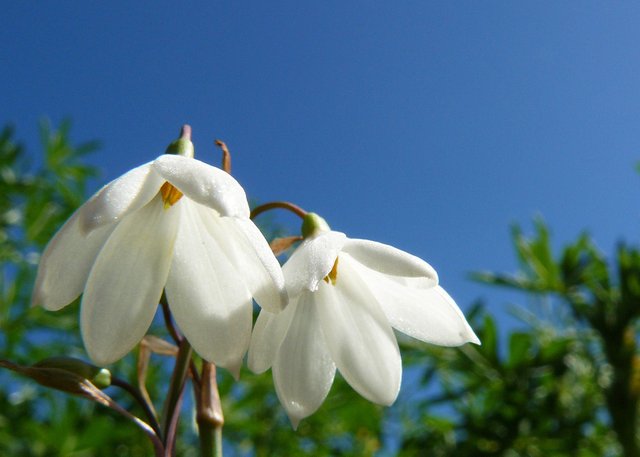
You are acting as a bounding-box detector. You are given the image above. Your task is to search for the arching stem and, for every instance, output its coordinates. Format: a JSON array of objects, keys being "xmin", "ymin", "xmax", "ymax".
[{"xmin": 250, "ymin": 201, "xmax": 307, "ymax": 220}]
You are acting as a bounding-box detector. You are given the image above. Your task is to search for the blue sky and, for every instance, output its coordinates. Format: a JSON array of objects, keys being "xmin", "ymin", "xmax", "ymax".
[{"xmin": 3, "ymin": 2, "xmax": 640, "ymax": 329}]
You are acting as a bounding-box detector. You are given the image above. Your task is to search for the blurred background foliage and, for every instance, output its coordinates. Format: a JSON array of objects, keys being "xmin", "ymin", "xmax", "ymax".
[{"xmin": 0, "ymin": 121, "xmax": 638, "ymax": 456}]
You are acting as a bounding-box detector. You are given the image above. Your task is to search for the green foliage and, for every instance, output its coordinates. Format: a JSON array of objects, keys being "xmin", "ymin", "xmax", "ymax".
[
  {"xmin": 397, "ymin": 313, "xmax": 617, "ymax": 456},
  {"xmin": 438, "ymin": 218, "xmax": 640, "ymax": 456}
]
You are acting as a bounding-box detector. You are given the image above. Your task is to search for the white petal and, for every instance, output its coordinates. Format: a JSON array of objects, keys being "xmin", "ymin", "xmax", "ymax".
[
  {"xmin": 282, "ymin": 231, "xmax": 347, "ymax": 298},
  {"xmin": 199, "ymin": 210, "xmax": 287, "ymax": 312},
  {"xmin": 80, "ymin": 162, "xmax": 163, "ymax": 233},
  {"xmin": 273, "ymin": 293, "xmax": 336, "ymax": 429},
  {"xmin": 342, "ymin": 239, "xmax": 438, "ymax": 288},
  {"xmin": 350, "ymin": 255, "xmax": 480, "ymax": 346},
  {"xmin": 152, "ymin": 155, "xmax": 249, "ymax": 218},
  {"xmin": 247, "ymin": 304, "xmax": 296, "ymax": 374},
  {"xmin": 81, "ymin": 195, "xmax": 179, "ymax": 365},
  {"xmin": 316, "ymin": 256, "xmax": 401, "ymax": 405},
  {"xmin": 33, "ymin": 210, "xmax": 116, "ymax": 310},
  {"xmin": 165, "ymin": 200, "xmax": 253, "ymax": 377}
]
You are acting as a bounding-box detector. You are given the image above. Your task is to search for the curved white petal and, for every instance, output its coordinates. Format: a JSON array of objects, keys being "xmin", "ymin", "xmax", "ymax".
[
  {"xmin": 342, "ymin": 239, "xmax": 438, "ymax": 288},
  {"xmin": 316, "ymin": 256, "xmax": 401, "ymax": 405},
  {"xmin": 165, "ymin": 200, "xmax": 253, "ymax": 377},
  {"xmin": 273, "ymin": 293, "xmax": 336, "ymax": 429},
  {"xmin": 248, "ymin": 303, "xmax": 296, "ymax": 374},
  {"xmin": 349, "ymin": 255, "xmax": 480, "ymax": 346},
  {"xmin": 199, "ymin": 210, "xmax": 287, "ymax": 312},
  {"xmin": 282, "ymin": 231, "xmax": 347, "ymax": 298},
  {"xmin": 80, "ymin": 162, "xmax": 163, "ymax": 233},
  {"xmin": 152, "ymin": 155, "xmax": 249, "ymax": 218},
  {"xmin": 81, "ymin": 195, "xmax": 179, "ymax": 365},
  {"xmin": 33, "ymin": 210, "xmax": 116, "ymax": 310}
]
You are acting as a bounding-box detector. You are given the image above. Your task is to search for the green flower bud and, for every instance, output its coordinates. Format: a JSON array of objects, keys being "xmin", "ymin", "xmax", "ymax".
[
  {"xmin": 165, "ymin": 125, "xmax": 194, "ymax": 158},
  {"xmin": 33, "ymin": 356, "xmax": 112, "ymax": 389},
  {"xmin": 301, "ymin": 212, "xmax": 331, "ymax": 239}
]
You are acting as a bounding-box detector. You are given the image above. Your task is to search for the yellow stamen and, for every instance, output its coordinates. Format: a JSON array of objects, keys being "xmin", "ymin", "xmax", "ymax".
[
  {"xmin": 160, "ymin": 182, "xmax": 183, "ymax": 209},
  {"xmin": 323, "ymin": 257, "xmax": 339, "ymax": 285}
]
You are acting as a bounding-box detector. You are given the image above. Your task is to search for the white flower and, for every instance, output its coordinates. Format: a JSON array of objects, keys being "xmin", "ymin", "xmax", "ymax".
[
  {"xmin": 248, "ymin": 215, "xmax": 479, "ymax": 427},
  {"xmin": 33, "ymin": 153, "xmax": 287, "ymax": 375}
]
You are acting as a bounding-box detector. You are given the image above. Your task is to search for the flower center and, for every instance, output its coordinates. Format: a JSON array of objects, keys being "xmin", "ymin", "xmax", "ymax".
[
  {"xmin": 160, "ymin": 182, "xmax": 183, "ymax": 209},
  {"xmin": 323, "ymin": 257, "xmax": 339, "ymax": 285}
]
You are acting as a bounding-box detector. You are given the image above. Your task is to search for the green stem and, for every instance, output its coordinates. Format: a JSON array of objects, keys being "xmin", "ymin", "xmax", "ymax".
[
  {"xmin": 197, "ymin": 362, "xmax": 224, "ymax": 457},
  {"xmin": 198, "ymin": 429, "xmax": 223, "ymax": 457}
]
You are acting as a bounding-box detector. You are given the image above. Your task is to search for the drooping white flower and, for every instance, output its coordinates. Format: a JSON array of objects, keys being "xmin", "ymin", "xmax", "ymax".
[
  {"xmin": 33, "ymin": 131, "xmax": 287, "ymax": 375},
  {"xmin": 248, "ymin": 213, "xmax": 479, "ymax": 427}
]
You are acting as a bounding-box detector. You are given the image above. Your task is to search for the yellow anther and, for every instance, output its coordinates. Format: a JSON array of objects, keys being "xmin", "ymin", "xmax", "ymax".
[
  {"xmin": 323, "ymin": 257, "xmax": 339, "ymax": 285},
  {"xmin": 160, "ymin": 182, "xmax": 183, "ymax": 209}
]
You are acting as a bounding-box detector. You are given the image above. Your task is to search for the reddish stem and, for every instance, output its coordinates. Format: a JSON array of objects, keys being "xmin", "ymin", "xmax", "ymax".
[{"xmin": 250, "ymin": 201, "xmax": 307, "ymax": 220}]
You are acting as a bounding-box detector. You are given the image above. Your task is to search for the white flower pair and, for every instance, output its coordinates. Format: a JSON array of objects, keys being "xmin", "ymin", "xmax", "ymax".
[{"xmin": 33, "ymin": 137, "xmax": 478, "ymax": 426}]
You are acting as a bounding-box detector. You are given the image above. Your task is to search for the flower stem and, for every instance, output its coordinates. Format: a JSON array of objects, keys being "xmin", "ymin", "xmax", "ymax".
[
  {"xmin": 160, "ymin": 292, "xmax": 182, "ymax": 344},
  {"xmin": 161, "ymin": 339, "xmax": 192, "ymax": 451},
  {"xmin": 197, "ymin": 362, "xmax": 224, "ymax": 457},
  {"xmin": 250, "ymin": 201, "xmax": 307, "ymax": 220},
  {"xmin": 103, "ymin": 391, "xmax": 165, "ymax": 457},
  {"xmin": 110, "ymin": 376, "xmax": 162, "ymax": 438},
  {"xmin": 160, "ymin": 294, "xmax": 202, "ymax": 387}
]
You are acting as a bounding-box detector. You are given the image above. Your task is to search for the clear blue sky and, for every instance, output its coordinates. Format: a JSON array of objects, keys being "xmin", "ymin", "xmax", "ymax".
[{"xmin": 3, "ymin": 2, "xmax": 640, "ymax": 328}]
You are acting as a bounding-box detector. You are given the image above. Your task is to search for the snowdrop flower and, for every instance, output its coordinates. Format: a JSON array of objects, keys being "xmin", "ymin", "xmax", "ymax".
[
  {"xmin": 33, "ymin": 126, "xmax": 286, "ymax": 375},
  {"xmin": 248, "ymin": 212, "xmax": 479, "ymax": 427}
]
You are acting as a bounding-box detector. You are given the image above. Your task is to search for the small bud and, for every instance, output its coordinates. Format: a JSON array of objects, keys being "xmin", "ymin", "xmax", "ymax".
[
  {"xmin": 33, "ymin": 356, "xmax": 112, "ymax": 388},
  {"xmin": 301, "ymin": 212, "xmax": 331, "ymax": 239},
  {"xmin": 165, "ymin": 125, "xmax": 194, "ymax": 158}
]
